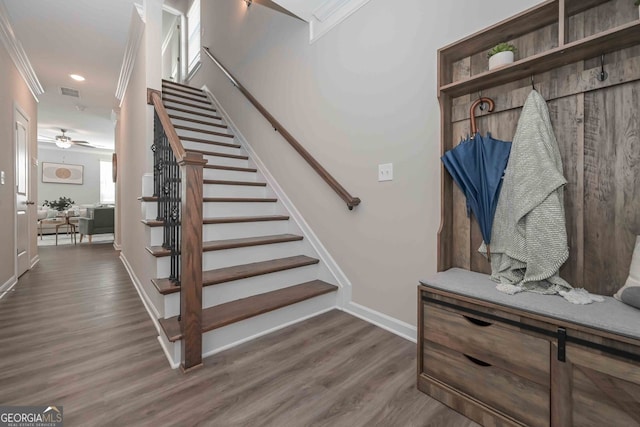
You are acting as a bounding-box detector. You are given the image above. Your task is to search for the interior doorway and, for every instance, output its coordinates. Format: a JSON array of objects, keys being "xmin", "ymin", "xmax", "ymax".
[
  {"xmin": 162, "ymin": 5, "xmax": 186, "ymax": 83},
  {"xmin": 14, "ymin": 105, "xmax": 31, "ymax": 278}
]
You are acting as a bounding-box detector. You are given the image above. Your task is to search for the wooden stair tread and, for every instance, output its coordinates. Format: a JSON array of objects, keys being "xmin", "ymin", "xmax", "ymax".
[
  {"xmin": 204, "ymin": 164, "xmax": 257, "ymax": 172},
  {"xmin": 204, "ymin": 179, "xmax": 266, "ymax": 187},
  {"xmin": 159, "ymin": 280, "xmax": 337, "ymax": 341},
  {"xmin": 181, "ymin": 135, "xmax": 236, "ymax": 145},
  {"xmin": 143, "ymin": 215, "xmax": 289, "ymax": 228},
  {"xmin": 175, "ymin": 126, "xmax": 235, "ymax": 139},
  {"xmin": 140, "ymin": 196, "xmax": 276, "ymax": 203},
  {"xmin": 162, "ymin": 88, "xmax": 211, "ymax": 105},
  {"xmin": 205, "ymin": 197, "xmax": 276, "ymax": 202},
  {"xmin": 162, "ymin": 98, "xmax": 217, "ymax": 112},
  {"xmin": 141, "ymin": 219, "xmax": 163, "ymax": 227},
  {"xmin": 181, "ymin": 137, "xmax": 239, "ymax": 150},
  {"xmin": 165, "ymin": 107, "xmax": 220, "ymax": 120},
  {"xmin": 162, "ymin": 93, "xmax": 211, "ymax": 106},
  {"xmin": 153, "ymin": 255, "xmax": 319, "ymax": 295},
  {"xmin": 162, "ymin": 79, "xmax": 204, "ymax": 92},
  {"xmin": 146, "ymin": 233, "xmax": 303, "ymax": 257},
  {"xmin": 168, "ymin": 114, "xmax": 227, "ymax": 128},
  {"xmin": 203, "ymin": 215, "xmax": 289, "ymax": 224},
  {"xmin": 187, "ymin": 149, "xmax": 248, "ymax": 160},
  {"xmin": 162, "ymin": 88, "xmax": 207, "ymax": 100}
]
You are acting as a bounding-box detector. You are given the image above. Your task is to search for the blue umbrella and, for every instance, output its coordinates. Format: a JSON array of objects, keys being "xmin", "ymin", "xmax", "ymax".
[{"xmin": 441, "ymin": 97, "xmax": 511, "ymax": 261}]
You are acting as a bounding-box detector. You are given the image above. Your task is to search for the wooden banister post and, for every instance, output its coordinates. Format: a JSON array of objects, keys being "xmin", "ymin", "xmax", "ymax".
[{"xmin": 179, "ymin": 151, "xmax": 207, "ymax": 373}]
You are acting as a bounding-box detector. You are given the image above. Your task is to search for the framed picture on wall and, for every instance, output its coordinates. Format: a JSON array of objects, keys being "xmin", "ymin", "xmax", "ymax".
[{"xmin": 42, "ymin": 162, "xmax": 84, "ymax": 185}]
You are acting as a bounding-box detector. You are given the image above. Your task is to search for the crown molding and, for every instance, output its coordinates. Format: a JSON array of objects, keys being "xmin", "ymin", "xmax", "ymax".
[
  {"xmin": 0, "ymin": 0, "xmax": 44, "ymax": 101},
  {"xmin": 115, "ymin": 5, "xmax": 145, "ymax": 105},
  {"xmin": 309, "ymin": 0, "xmax": 372, "ymax": 43}
]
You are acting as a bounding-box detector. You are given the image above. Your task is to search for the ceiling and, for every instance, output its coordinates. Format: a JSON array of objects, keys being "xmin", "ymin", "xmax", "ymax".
[{"xmin": 4, "ymin": 0, "xmax": 139, "ymax": 151}]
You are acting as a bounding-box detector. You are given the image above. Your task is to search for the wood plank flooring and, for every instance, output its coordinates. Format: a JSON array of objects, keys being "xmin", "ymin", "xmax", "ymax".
[{"xmin": 0, "ymin": 244, "xmax": 478, "ymax": 427}]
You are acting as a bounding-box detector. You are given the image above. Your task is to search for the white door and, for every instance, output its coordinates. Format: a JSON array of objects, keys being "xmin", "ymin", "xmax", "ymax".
[{"xmin": 15, "ymin": 108, "xmax": 30, "ymax": 277}]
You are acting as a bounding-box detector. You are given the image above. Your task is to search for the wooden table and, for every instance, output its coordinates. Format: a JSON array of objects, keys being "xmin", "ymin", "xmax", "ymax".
[{"xmin": 39, "ymin": 215, "xmax": 78, "ymax": 245}]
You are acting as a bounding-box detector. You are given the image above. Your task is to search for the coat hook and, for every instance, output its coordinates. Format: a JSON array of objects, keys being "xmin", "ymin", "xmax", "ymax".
[
  {"xmin": 596, "ymin": 54, "xmax": 608, "ymax": 82},
  {"xmin": 476, "ymin": 90, "xmax": 487, "ymax": 111},
  {"xmin": 531, "ymin": 75, "xmax": 536, "ymax": 91}
]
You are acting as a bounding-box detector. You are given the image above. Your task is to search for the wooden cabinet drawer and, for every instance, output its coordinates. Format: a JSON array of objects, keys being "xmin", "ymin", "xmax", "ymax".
[
  {"xmin": 567, "ymin": 344, "xmax": 640, "ymax": 427},
  {"xmin": 423, "ymin": 340, "xmax": 550, "ymax": 427},
  {"xmin": 423, "ymin": 302, "xmax": 550, "ymax": 387}
]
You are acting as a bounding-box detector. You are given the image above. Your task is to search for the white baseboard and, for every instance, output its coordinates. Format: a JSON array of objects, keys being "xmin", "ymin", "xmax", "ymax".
[
  {"xmin": 119, "ymin": 252, "xmax": 182, "ymax": 368},
  {"xmin": 343, "ymin": 302, "xmax": 417, "ymax": 343},
  {"xmin": 157, "ymin": 336, "xmax": 181, "ymax": 369},
  {"xmin": 119, "ymin": 253, "xmax": 161, "ymax": 321},
  {"xmin": 200, "ymin": 85, "xmax": 353, "ymax": 309},
  {"xmin": 113, "ymin": 242, "xmax": 122, "ymax": 251},
  {"xmin": 201, "ymin": 306, "xmax": 336, "ymax": 360},
  {"xmin": 0, "ymin": 275, "xmax": 18, "ymax": 302},
  {"xmin": 30, "ymin": 255, "xmax": 40, "ymax": 269}
]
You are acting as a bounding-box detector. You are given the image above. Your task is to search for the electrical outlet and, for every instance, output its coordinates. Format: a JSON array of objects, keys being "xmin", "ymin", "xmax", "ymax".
[
  {"xmin": 0, "ymin": 171, "xmax": 4, "ymax": 185},
  {"xmin": 378, "ymin": 163, "xmax": 393, "ymax": 182}
]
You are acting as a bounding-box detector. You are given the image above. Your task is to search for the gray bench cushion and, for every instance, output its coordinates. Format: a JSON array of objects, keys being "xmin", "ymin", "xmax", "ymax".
[{"xmin": 420, "ymin": 268, "xmax": 640, "ymax": 341}]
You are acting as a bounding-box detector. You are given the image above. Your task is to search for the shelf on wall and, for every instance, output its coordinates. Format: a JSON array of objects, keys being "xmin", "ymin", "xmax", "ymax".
[{"xmin": 439, "ymin": 20, "xmax": 640, "ymax": 98}]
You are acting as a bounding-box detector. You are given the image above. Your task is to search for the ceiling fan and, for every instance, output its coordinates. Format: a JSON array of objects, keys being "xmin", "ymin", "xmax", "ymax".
[{"xmin": 52, "ymin": 129, "xmax": 94, "ymax": 149}]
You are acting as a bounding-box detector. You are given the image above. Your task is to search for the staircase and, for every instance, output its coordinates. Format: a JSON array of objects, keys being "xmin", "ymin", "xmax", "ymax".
[{"xmin": 142, "ymin": 80, "xmax": 340, "ymax": 369}]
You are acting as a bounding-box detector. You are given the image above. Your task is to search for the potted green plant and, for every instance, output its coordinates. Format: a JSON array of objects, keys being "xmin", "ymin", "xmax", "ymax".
[
  {"xmin": 43, "ymin": 196, "xmax": 75, "ymax": 212},
  {"xmin": 488, "ymin": 43, "xmax": 517, "ymax": 70}
]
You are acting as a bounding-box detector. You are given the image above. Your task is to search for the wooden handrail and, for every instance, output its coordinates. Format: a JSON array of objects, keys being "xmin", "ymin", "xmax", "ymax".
[
  {"xmin": 202, "ymin": 47, "xmax": 361, "ymax": 210},
  {"xmin": 148, "ymin": 89, "xmax": 187, "ymax": 164}
]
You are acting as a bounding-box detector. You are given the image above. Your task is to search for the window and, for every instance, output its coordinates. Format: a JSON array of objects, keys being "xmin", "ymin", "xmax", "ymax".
[
  {"xmin": 187, "ymin": 0, "xmax": 201, "ymax": 75},
  {"xmin": 99, "ymin": 160, "xmax": 115, "ymax": 204}
]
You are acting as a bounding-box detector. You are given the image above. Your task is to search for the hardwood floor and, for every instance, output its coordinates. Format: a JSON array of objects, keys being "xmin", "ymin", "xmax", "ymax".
[{"xmin": 0, "ymin": 244, "xmax": 478, "ymax": 427}]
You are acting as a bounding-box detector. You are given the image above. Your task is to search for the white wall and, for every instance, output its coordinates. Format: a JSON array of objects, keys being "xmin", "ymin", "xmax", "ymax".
[
  {"xmin": 117, "ymin": 0, "xmax": 165, "ymax": 315},
  {"xmin": 0, "ymin": 38, "xmax": 38, "ymax": 284},
  {"xmin": 189, "ymin": 0, "xmax": 542, "ymax": 326},
  {"xmin": 37, "ymin": 145, "xmax": 113, "ymax": 206}
]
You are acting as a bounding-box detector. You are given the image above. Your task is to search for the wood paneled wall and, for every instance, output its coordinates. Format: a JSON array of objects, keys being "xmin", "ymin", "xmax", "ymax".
[{"xmin": 444, "ymin": 1, "xmax": 640, "ymax": 295}]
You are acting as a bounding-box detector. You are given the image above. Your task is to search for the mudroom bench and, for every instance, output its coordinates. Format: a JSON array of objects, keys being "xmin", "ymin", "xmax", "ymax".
[{"xmin": 418, "ymin": 268, "xmax": 640, "ymax": 427}]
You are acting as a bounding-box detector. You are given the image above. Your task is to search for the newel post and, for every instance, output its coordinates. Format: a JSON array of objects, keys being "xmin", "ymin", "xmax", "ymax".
[{"xmin": 179, "ymin": 151, "xmax": 206, "ymax": 372}]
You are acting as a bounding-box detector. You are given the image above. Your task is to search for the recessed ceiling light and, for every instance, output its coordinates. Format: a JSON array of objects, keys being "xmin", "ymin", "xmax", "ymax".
[{"xmin": 69, "ymin": 74, "xmax": 85, "ymax": 82}]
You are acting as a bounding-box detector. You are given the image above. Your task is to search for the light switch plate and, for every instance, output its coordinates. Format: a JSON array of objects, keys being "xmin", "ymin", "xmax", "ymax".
[{"xmin": 378, "ymin": 163, "xmax": 393, "ymax": 182}]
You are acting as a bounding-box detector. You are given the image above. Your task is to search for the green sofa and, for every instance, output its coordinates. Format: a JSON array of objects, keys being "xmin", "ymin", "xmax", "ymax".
[{"xmin": 78, "ymin": 207, "xmax": 114, "ymax": 243}]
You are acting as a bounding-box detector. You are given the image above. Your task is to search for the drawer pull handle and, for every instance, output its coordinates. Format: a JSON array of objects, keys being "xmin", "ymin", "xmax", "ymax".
[
  {"xmin": 463, "ymin": 315, "xmax": 492, "ymax": 327},
  {"xmin": 463, "ymin": 354, "xmax": 492, "ymax": 367}
]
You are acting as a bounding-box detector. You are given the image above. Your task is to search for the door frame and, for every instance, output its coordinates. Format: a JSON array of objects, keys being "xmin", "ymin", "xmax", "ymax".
[
  {"xmin": 162, "ymin": 4, "xmax": 187, "ymax": 83},
  {"xmin": 14, "ymin": 102, "xmax": 32, "ymax": 278}
]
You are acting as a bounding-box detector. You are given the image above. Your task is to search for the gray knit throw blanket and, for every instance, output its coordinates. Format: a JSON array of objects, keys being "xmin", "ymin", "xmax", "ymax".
[{"xmin": 479, "ymin": 90, "xmax": 602, "ymax": 304}]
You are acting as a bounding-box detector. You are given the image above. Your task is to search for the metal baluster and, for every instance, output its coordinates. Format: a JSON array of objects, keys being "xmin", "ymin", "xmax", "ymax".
[{"xmin": 151, "ymin": 105, "xmax": 183, "ymax": 326}]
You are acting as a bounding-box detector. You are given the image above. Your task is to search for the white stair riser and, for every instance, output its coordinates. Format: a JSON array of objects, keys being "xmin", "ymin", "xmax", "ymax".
[
  {"xmin": 202, "ymin": 264, "xmax": 324, "ymax": 308},
  {"xmin": 203, "ymin": 220, "xmax": 290, "ymax": 241},
  {"xmin": 144, "ymin": 202, "xmax": 157, "ymax": 220},
  {"xmin": 144, "ymin": 200, "xmax": 277, "ymax": 220},
  {"xmin": 204, "ymin": 184, "xmax": 267, "ymax": 198},
  {"xmin": 202, "ymin": 155, "xmax": 249, "ymax": 168},
  {"xmin": 163, "ymin": 100, "xmax": 215, "ymax": 115},
  {"xmin": 201, "ymin": 293, "xmax": 337, "ymax": 358},
  {"xmin": 162, "ymin": 263, "xmax": 325, "ymax": 318},
  {"xmin": 202, "ymin": 240, "xmax": 311, "ymax": 270},
  {"xmin": 170, "ymin": 117, "xmax": 225, "ymax": 129},
  {"xmin": 203, "ymin": 168, "xmax": 257, "ymax": 181},
  {"xmin": 165, "ymin": 108, "xmax": 221, "ymax": 123},
  {"xmin": 181, "ymin": 140, "xmax": 242, "ymax": 156},
  {"xmin": 176, "ymin": 127, "xmax": 233, "ymax": 139},
  {"xmin": 146, "ymin": 224, "xmax": 162, "ymax": 247},
  {"xmin": 203, "ymin": 201, "xmax": 278, "ymax": 217}
]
